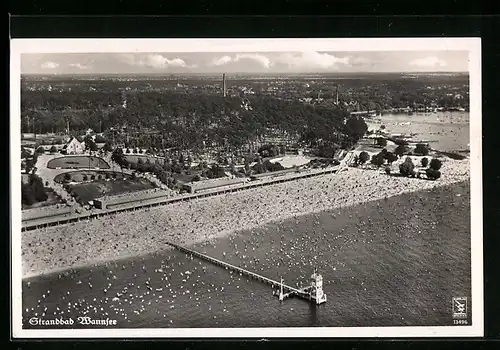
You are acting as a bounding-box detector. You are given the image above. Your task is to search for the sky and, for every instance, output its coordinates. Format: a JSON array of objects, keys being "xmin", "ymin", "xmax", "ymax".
[{"xmin": 21, "ymin": 51, "xmax": 470, "ymax": 75}]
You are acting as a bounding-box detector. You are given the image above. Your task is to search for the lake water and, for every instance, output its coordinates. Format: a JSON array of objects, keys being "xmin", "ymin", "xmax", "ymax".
[{"xmin": 366, "ymin": 112, "xmax": 470, "ymax": 152}]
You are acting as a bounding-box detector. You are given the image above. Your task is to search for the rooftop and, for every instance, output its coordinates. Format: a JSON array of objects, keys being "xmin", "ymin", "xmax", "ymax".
[
  {"xmin": 250, "ymin": 168, "xmax": 300, "ymax": 179},
  {"xmin": 96, "ymin": 188, "xmax": 168, "ymax": 204},
  {"xmin": 186, "ymin": 177, "xmax": 248, "ymax": 192}
]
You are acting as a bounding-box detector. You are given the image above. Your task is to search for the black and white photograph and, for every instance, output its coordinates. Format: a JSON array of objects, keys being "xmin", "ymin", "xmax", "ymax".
[{"xmin": 11, "ymin": 38, "xmax": 483, "ymax": 338}]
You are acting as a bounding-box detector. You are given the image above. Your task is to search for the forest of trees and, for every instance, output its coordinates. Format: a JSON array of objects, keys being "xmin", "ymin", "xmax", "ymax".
[
  {"xmin": 21, "ymin": 74, "xmax": 466, "ymax": 154},
  {"xmin": 21, "ymin": 89, "xmax": 362, "ymax": 151},
  {"xmin": 21, "ymin": 174, "xmax": 48, "ymax": 206}
]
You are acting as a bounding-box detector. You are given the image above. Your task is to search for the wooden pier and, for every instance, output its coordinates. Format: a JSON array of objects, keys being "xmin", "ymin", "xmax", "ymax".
[{"xmin": 165, "ymin": 241, "xmax": 327, "ymax": 305}]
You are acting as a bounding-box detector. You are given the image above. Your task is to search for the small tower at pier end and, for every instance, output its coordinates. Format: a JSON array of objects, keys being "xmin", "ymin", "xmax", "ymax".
[
  {"xmin": 310, "ymin": 270, "xmax": 327, "ymax": 304},
  {"xmin": 279, "ymin": 276, "xmax": 284, "ymax": 301}
]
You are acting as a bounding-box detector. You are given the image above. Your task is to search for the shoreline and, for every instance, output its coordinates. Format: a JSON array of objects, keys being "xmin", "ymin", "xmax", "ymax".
[
  {"xmin": 23, "ymin": 178, "xmax": 470, "ymax": 282},
  {"xmin": 22, "ymin": 247, "xmax": 177, "ymax": 281},
  {"xmin": 22, "ymin": 179, "xmax": 471, "ymax": 328},
  {"xmin": 21, "ymin": 158, "xmax": 470, "ymax": 279}
]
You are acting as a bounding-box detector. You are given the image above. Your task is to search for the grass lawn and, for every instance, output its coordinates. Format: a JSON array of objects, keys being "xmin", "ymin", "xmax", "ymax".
[
  {"xmin": 54, "ymin": 170, "xmax": 126, "ymax": 183},
  {"xmin": 47, "ymin": 156, "xmax": 110, "ymax": 169},
  {"xmin": 172, "ymin": 173, "xmax": 196, "ymax": 184},
  {"xmin": 67, "ymin": 178, "xmax": 156, "ymax": 203}
]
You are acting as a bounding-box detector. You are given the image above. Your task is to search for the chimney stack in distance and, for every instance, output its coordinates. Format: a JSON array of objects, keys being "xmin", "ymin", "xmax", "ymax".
[{"xmin": 223, "ymin": 73, "xmax": 226, "ymax": 97}]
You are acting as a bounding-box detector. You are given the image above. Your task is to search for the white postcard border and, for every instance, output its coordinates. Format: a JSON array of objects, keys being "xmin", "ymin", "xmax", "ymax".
[{"xmin": 10, "ymin": 38, "xmax": 483, "ymax": 338}]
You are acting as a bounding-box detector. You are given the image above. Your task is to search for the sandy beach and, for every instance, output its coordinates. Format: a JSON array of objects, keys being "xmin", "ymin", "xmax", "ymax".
[
  {"xmin": 22, "ymin": 179, "xmax": 471, "ymax": 328},
  {"xmin": 21, "ymin": 157, "xmax": 470, "ymax": 278}
]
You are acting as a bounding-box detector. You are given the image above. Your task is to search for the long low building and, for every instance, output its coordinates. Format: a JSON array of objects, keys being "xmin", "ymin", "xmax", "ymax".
[
  {"xmin": 94, "ymin": 188, "xmax": 171, "ymax": 210},
  {"xmin": 182, "ymin": 177, "xmax": 248, "ymax": 194},
  {"xmin": 21, "ymin": 165, "xmax": 341, "ymax": 231},
  {"xmin": 22, "ymin": 205, "xmax": 73, "ymax": 223},
  {"xmin": 250, "ymin": 168, "xmax": 300, "ymax": 180}
]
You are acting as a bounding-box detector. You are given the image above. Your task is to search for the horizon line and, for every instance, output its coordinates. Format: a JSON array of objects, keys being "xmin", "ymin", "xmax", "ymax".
[{"xmin": 21, "ymin": 71, "xmax": 470, "ymax": 76}]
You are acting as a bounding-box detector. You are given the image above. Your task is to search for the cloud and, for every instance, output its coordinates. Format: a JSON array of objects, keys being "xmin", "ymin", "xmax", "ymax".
[
  {"xmin": 68, "ymin": 63, "xmax": 90, "ymax": 70},
  {"xmin": 210, "ymin": 53, "xmax": 272, "ymax": 68},
  {"xmin": 409, "ymin": 56, "xmax": 447, "ymax": 68},
  {"xmin": 234, "ymin": 54, "xmax": 272, "ymax": 68},
  {"xmin": 275, "ymin": 52, "xmax": 351, "ymax": 70},
  {"xmin": 41, "ymin": 61, "xmax": 59, "ymax": 69},
  {"xmin": 122, "ymin": 54, "xmax": 188, "ymax": 68},
  {"xmin": 350, "ymin": 56, "xmax": 371, "ymax": 66}
]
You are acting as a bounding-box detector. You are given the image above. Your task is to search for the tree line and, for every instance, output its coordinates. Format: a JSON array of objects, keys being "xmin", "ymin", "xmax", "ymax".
[
  {"xmin": 110, "ymin": 146, "xmax": 292, "ymax": 192},
  {"xmin": 21, "ymin": 174, "xmax": 48, "ymax": 206},
  {"xmin": 356, "ymin": 147, "xmax": 442, "ymax": 180},
  {"xmin": 21, "ymin": 89, "xmax": 366, "ymax": 152}
]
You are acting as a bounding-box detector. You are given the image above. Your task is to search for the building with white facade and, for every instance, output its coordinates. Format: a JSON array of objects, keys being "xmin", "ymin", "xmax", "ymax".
[{"xmin": 63, "ymin": 137, "xmax": 84, "ymax": 154}]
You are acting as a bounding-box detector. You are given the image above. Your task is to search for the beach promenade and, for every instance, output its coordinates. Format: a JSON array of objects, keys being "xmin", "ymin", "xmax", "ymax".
[{"xmin": 21, "ymin": 164, "xmax": 343, "ymax": 231}]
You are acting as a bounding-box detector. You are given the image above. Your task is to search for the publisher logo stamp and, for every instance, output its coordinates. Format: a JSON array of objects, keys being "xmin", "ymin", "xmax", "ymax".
[{"xmin": 452, "ymin": 297, "xmax": 467, "ymax": 319}]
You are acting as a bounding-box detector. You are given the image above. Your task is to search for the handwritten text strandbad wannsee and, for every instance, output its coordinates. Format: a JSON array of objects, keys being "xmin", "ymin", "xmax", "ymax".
[{"xmin": 29, "ymin": 316, "xmax": 117, "ymax": 326}]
